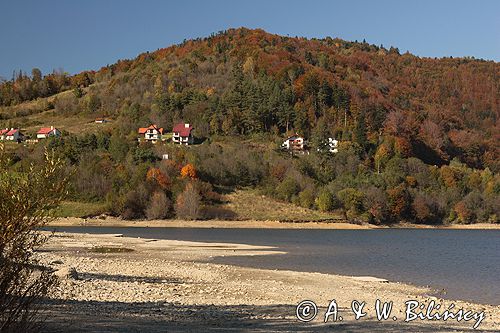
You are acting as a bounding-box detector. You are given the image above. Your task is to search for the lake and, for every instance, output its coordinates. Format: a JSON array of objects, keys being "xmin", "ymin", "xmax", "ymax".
[{"xmin": 47, "ymin": 227, "xmax": 500, "ymax": 305}]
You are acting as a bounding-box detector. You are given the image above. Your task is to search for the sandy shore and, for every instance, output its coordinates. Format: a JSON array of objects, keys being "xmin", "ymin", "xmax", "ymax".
[
  {"xmin": 48, "ymin": 216, "xmax": 500, "ymax": 230},
  {"xmin": 38, "ymin": 231, "xmax": 499, "ymax": 332}
]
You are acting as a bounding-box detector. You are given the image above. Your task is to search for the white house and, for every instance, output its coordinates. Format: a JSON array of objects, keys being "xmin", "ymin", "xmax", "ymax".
[
  {"xmin": 282, "ymin": 135, "xmax": 305, "ymax": 151},
  {"xmin": 37, "ymin": 126, "xmax": 61, "ymax": 139},
  {"xmin": 0, "ymin": 129, "xmax": 8, "ymax": 140},
  {"xmin": 0, "ymin": 128, "xmax": 23, "ymax": 142},
  {"xmin": 138, "ymin": 124, "xmax": 164, "ymax": 142},
  {"xmin": 172, "ymin": 123, "xmax": 194, "ymax": 145},
  {"xmin": 322, "ymin": 137, "xmax": 339, "ymax": 153}
]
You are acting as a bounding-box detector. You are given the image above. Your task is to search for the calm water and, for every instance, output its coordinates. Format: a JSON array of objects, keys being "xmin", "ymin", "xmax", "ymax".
[{"xmin": 47, "ymin": 227, "xmax": 500, "ymax": 305}]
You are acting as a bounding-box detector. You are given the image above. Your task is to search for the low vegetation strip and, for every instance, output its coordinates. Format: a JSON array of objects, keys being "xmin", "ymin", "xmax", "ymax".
[
  {"xmin": 54, "ymin": 201, "xmax": 107, "ymax": 218},
  {"xmin": 278, "ymin": 218, "xmax": 346, "ymax": 223}
]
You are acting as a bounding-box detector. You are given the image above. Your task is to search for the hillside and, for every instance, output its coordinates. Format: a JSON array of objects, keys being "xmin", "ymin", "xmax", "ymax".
[
  {"xmin": 1, "ymin": 28, "xmax": 498, "ymax": 225},
  {"xmin": 2, "ymin": 28, "xmax": 498, "ymax": 169}
]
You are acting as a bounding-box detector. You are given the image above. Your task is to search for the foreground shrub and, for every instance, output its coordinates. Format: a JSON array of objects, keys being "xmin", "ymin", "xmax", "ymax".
[{"xmin": 0, "ymin": 144, "xmax": 67, "ymax": 332}]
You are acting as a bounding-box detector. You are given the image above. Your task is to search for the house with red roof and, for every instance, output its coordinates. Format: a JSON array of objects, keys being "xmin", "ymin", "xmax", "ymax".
[
  {"xmin": 281, "ymin": 134, "xmax": 305, "ymax": 151},
  {"xmin": 95, "ymin": 117, "xmax": 108, "ymax": 124},
  {"xmin": 138, "ymin": 124, "xmax": 164, "ymax": 143},
  {"xmin": 172, "ymin": 123, "xmax": 194, "ymax": 145},
  {"xmin": 0, "ymin": 128, "xmax": 24, "ymax": 142},
  {"xmin": 37, "ymin": 126, "xmax": 61, "ymax": 139},
  {"xmin": 0, "ymin": 129, "xmax": 8, "ymax": 140}
]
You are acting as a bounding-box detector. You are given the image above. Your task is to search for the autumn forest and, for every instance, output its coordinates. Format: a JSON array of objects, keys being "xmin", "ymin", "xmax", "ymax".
[{"xmin": 0, "ymin": 28, "xmax": 498, "ymax": 225}]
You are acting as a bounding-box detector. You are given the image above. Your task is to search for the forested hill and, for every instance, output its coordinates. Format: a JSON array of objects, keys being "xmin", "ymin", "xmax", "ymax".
[{"xmin": 1, "ymin": 28, "xmax": 499, "ymax": 170}]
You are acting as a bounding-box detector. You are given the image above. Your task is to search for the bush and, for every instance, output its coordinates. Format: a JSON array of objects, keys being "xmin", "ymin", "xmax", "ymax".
[
  {"xmin": 316, "ymin": 189, "xmax": 335, "ymax": 212},
  {"xmin": 364, "ymin": 187, "xmax": 389, "ymax": 225},
  {"xmin": 453, "ymin": 191, "xmax": 484, "ymax": 224},
  {"xmin": 337, "ymin": 188, "xmax": 365, "ymax": 214},
  {"xmin": 0, "ymin": 145, "xmax": 68, "ymax": 332},
  {"xmin": 175, "ymin": 183, "xmax": 201, "ymax": 220},
  {"xmin": 121, "ymin": 185, "xmax": 149, "ymax": 220},
  {"xmin": 198, "ymin": 206, "xmax": 238, "ymax": 220},
  {"xmin": 298, "ymin": 189, "xmax": 315, "ymax": 209},
  {"xmin": 275, "ymin": 177, "xmax": 300, "ymax": 202}
]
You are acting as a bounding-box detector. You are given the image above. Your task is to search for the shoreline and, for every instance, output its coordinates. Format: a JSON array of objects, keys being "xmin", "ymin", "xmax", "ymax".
[
  {"xmin": 48, "ymin": 216, "xmax": 500, "ymax": 230},
  {"xmin": 39, "ymin": 231, "xmax": 499, "ymax": 332}
]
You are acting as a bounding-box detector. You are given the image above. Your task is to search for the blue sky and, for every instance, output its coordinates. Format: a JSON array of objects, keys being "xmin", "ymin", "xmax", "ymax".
[{"xmin": 0, "ymin": 0, "xmax": 499, "ymax": 79}]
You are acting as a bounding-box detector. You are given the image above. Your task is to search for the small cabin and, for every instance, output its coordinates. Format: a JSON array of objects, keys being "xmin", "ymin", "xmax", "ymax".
[
  {"xmin": 0, "ymin": 128, "xmax": 24, "ymax": 142},
  {"xmin": 37, "ymin": 126, "xmax": 61, "ymax": 139}
]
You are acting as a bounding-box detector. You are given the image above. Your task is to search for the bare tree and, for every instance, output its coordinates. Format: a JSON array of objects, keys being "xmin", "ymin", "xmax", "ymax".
[
  {"xmin": 146, "ymin": 191, "xmax": 171, "ymax": 220},
  {"xmin": 175, "ymin": 183, "xmax": 200, "ymax": 220},
  {"xmin": 0, "ymin": 144, "xmax": 68, "ymax": 332}
]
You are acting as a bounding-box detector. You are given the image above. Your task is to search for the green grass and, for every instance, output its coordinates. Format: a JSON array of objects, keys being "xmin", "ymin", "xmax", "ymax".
[{"xmin": 54, "ymin": 201, "xmax": 107, "ymax": 218}]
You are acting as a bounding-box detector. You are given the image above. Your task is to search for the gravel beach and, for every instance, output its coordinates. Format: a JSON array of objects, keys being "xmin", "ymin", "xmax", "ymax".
[{"xmin": 38, "ymin": 231, "xmax": 499, "ymax": 332}]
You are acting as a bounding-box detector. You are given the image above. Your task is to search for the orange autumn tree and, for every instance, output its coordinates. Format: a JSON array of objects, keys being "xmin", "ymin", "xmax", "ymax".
[
  {"xmin": 180, "ymin": 163, "xmax": 197, "ymax": 179},
  {"xmin": 386, "ymin": 183, "xmax": 411, "ymax": 221},
  {"xmin": 146, "ymin": 167, "xmax": 171, "ymax": 189},
  {"xmin": 394, "ymin": 136, "xmax": 412, "ymax": 158}
]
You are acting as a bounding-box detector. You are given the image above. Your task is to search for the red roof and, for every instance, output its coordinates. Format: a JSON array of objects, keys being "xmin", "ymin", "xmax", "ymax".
[
  {"xmin": 0, "ymin": 129, "xmax": 8, "ymax": 135},
  {"xmin": 6, "ymin": 129, "xmax": 20, "ymax": 136},
  {"xmin": 38, "ymin": 127, "xmax": 58, "ymax": 134},
  {"xmin": 172, "ymin": 123, "xmax": 193, "ymax": 137},
  {"xmin": 138, "ymin": 124, "xmax": 163, "ymax": 135}
]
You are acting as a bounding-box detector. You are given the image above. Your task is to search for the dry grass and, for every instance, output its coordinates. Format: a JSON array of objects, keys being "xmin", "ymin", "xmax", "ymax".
[
  {"xmin": 0, "ymin": 84, "xmax": 112, "ymax": 136},
  {"xmin": 220, "ymin": 189, "xmax": 342, "ymax": 221},
  {"xmin": 10, "ymin": 109, "xmax": 112, "ymax": 135},
  {"xmin": 54, "ymin": 201, "xmax": 107, "ymax": 218}
]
